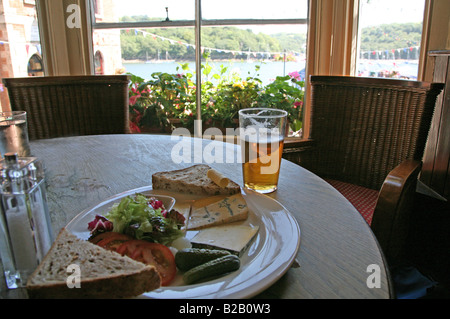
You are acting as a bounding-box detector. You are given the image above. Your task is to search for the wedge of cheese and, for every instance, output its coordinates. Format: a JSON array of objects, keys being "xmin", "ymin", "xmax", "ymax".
[
  {"xmin": 187, "ymin": 193, "xmax": 248, "ymax": 230},
  {"xmin": 191, "ymin": 224, "xmax": 259, "ymax": 256}
]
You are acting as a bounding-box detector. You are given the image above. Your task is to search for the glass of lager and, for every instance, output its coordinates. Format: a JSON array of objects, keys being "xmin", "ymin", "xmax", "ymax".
[{"xmin": 239, "ymin": 108, "xmax": 287, "ymax": 194}]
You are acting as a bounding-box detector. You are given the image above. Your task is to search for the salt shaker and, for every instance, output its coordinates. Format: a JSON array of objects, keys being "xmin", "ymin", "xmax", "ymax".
[{"xmin": 0, "ymin": 153, "xmax": 53, "ymax": 289}]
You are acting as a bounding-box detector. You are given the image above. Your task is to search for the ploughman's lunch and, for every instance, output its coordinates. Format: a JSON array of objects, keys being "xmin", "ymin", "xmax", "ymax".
[{"xmin": 26, "ymin": 165, "xmax": 261, "ymax": 298}]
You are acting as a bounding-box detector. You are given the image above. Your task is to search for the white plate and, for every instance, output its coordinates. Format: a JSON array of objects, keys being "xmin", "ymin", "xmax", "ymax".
[{"xmin": 66, "ymin": 186, "xmax": 301, "ymax": 299}]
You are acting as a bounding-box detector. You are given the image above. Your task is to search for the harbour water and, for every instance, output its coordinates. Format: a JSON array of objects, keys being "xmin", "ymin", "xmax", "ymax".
[
  {"xmin": 357, "ymin": 59, "xmax": 419, "ymax": 79},
  {"xmin": 123, "ymin": 60, "xmax": 306, "ymax": 85},
  {"xmin": 123, "ymin": 59, "xmax": 419, "ymax": 84}
]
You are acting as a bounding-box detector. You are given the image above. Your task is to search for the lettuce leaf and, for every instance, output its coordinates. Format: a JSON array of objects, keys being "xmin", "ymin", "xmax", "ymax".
[{"xmin": 105, "ymin": 193, "xmax": 184, "ymax": 246}]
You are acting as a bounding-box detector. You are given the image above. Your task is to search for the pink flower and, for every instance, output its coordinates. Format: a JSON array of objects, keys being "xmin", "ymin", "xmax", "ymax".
[
  {"xmin": 293, "ymin": 101, "xmax": 303, "ymax": 109},
  {"xmin": 289, "ymin": 71, "xmax": 301, "ymax": 81},
  {"xmin": 129, "ymin": 121, "xmax": 141, "ymax": 133},
  {"xmin": 129, "ymin": 94, "xmax": 141, "ymax": 106},
  {"xmin": 131, "ymin": 83, "xmax": 141, "ymax": 94}
]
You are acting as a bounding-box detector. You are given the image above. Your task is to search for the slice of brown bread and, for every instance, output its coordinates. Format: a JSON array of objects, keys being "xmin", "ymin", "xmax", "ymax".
[
  {"xmin": 26, "ymin": 229, "xmax": 161, "ymax": 299},
  {"xmin": 152, "ymin": 164, "xmax": 241, "ymax": 196}
]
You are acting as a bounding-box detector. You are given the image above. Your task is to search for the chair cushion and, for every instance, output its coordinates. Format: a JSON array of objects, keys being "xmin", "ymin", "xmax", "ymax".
[{"xmin": 325, "ymin": 179, "xmax": 379, "ymax": 225}]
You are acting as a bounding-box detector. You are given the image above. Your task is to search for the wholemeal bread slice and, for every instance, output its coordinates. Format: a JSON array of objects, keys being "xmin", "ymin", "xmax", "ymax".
[
  {"xmin": 26, "ymin": 229, "xmax": 161, "ymax": 299},
  {"xmin": 152, "ymin": 164, "xmax": 241, "ymax": 196}
]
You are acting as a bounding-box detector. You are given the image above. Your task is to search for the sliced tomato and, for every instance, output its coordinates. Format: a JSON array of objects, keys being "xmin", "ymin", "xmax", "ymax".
[
  {"xmin": 89, "ymin": 232, "xmax": 126, "ymax": 245},
  {"xmin": 130, "ymin": 242, "xmax": 176, "ymax": 286},
  {"xmin": 95, "ymin": 233, "xmax": 133, "ymax": 251},
  {"xmin": 116, "ymin": 240, "xmax": 145, "ymax": 257}
]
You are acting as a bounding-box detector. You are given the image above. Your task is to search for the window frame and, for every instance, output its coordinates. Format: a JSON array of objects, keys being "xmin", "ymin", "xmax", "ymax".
[
  {"xmin": 89, "ymin": 0, "xmax": 308, "ymax": 136},
  {"xmin": 35, "ymin": 0, "xmax": 93, "ymax": 76}
]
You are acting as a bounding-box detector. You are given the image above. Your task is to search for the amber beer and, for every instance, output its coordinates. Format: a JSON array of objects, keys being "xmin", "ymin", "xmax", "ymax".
[
  {"xmin": 239, "ymin": 108, "xmax": 287, "ymax": 194},
  {"xmin": 241, "ymin": 134, "xmax": 285, "ymax": 193}
]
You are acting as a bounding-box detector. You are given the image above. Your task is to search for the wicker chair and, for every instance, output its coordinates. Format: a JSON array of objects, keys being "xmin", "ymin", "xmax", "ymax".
[
  {"xmin": 2, "ymin": 75, "xmax": 131, "ymax": 140},
  {"xmin": 289, "ymin": 75, "xmax": 444, "ymax": 263}
]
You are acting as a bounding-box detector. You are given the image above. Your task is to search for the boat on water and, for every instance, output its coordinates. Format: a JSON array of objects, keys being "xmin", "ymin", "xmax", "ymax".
[{"xmin": 146, "ymin": 50, "xmax": 175, "ymax": 64}]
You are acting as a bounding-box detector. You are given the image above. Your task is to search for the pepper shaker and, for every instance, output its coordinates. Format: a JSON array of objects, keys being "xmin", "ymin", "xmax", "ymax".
[{"xmin": 0, "ymin": 153, "xmax": 53, "ymax": 289}]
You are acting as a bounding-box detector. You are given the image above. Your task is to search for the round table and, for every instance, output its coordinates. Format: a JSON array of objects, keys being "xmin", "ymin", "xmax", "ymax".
[{"xmin": 1, "ymin": 134, "xmax": 391, "ymax": 299}]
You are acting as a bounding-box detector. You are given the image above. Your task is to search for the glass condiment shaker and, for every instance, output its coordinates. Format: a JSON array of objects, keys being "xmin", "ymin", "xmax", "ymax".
[{"xmin": 0, "ymin": 153, "xmax": 53, "ymax": 289}]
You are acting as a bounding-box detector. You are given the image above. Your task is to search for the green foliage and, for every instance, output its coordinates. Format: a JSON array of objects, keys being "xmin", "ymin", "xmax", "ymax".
[
  {"xmin": 359, "ymin": 22, "xmax": 422, "ymax": 51},
  {"xmin": 272, "ymin": 33, "xmax": 307, "ymax": 54},
  {"xmin": 128, "ymin": 72, "xmax": 196, "ymax": 132},
  {"xmin": 258, "ymin": 75, "xmax": 304, "ymax": 124},
  {"xmin": 120, "ymin": 15, "xmax": 421, "ymax": 62},
  {"xmin": 128, "ymin": 55, "xmax": 304, "ymax": 134},
  {"xmin": 119, "ymin": 15, "xmax": 304, "ymax": 61}
]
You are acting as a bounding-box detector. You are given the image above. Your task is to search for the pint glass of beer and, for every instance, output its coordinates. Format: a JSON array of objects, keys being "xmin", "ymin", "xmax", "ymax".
[{"xmin": 239, "ymin": 108, "xmax": 288, "ymax": 194}]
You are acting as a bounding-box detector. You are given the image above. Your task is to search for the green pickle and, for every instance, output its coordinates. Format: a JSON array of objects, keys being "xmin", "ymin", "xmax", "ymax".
[
  {"xmin": 175, "ymin": 248, "xmax": 231, "ymax": 271},
  {"xmin": 183, "ymin": 254, "xmax": 241, "ymax": 285}
]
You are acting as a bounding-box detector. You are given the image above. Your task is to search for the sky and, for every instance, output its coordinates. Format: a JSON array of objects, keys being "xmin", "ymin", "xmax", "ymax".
[
  {"xmin": 359, "ymin": 0, "xmax": 425, "ymax": 27},
  {"xmin": 113, "ymin": 0, "xmax": 425, "ymax": 33},
  {"xmin": 114, "ymin": 0, "xmax": 307, "ymax": 21}
]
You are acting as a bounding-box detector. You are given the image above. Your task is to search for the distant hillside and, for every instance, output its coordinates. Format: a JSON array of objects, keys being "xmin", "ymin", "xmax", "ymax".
[
  {"xmin": 119, "ymin": 15, "xmax": 306, "ymax": 61},
  {"xmin": 359, "ymin": 22, "xmax": 422, "ymax": 51},
  {"xmin": 119, "ymin": 16, "xmax": 421, "ymax": 61}
]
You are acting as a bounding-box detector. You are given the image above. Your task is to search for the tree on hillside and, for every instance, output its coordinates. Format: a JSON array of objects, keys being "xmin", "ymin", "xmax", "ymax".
[
  {"xmin": 359, "ymin": 22, "xmax": 422, "ymax": 51},
  {"xmin": 119, "ymin": 16, "xmax": 422, "ymax": 61}
]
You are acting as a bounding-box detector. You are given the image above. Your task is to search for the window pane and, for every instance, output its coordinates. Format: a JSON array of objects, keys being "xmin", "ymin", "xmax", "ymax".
[
  {"xmin": 95, "ymin": 0, "xmax": 195, "ymax": 23},
  {"xmin": 356, "ymin": 0, "xmax": 425, "ymax": 80},
  {"xmin": 119, "ymin": 27, "xmax": 196, "ymax": 77},
  {"xmin": 200, "ymin": 25, "xmax": 306, "ymax": 86},
  {"xmin": 96, "ymin": 24, "xmax": 307, "ymax": 83},
  {"xmin": 202, "ymin": 0, "xmax": 308, "ymax": 20},
  {"xmin": 0, "ymin": 0, "xmax": 44, "ymax": 111},
  {"xmin": 93, "ymin": 0, "xmax": 307, "ymax": 137},
  {"xmin": 199, "ymin": 24, "xmax": 306, "ymax": 138}
]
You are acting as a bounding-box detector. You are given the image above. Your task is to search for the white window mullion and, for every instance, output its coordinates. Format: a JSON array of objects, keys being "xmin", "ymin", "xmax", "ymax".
[{"xmin": 194, "ymin": 0, "xmax": 202, "ymax": 137}]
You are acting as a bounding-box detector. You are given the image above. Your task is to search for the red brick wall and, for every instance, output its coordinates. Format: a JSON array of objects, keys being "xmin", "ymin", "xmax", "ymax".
[{"xmin": 0, "ymin": 0, "xmax": 40, "ymax": 111}]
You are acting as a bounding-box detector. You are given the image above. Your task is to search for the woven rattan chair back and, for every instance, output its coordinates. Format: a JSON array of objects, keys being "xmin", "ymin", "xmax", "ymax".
[
  {"xmin": 3, "ymin": 75, "xmax": 130, "ymax": 140},
  {"xmin": 304, "ymin": 76, "xmax": 444, "ymax": 190}
]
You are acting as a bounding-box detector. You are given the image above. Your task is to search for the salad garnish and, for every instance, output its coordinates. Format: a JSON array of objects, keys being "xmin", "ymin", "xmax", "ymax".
[
  {"xmin": 88, "ymin": 215, "xmax": 113, "ymax": 236},
  {"xmin": 88, "ymin": 193, "xmax": 185, "ymax": 246}
]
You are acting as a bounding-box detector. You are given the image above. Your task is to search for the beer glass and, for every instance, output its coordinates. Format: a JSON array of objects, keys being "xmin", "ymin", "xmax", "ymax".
[{"xmin": 239, "ymin": 108, "xmax": 287, "ymax": 194}]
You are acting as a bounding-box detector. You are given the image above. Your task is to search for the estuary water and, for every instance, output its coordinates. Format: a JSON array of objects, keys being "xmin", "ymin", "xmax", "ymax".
[
  {"xmin": 123, "ymin": 60, "xmax": 306, "ymax": 85},
  {"xmin": 123, "ymin": 59, "xmax": 419, "ymax": 85}
]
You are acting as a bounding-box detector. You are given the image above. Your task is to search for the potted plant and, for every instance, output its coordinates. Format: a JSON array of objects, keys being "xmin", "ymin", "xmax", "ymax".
[
  {"xmin": 128, "ymin": 72, "xmax": 194, "ymax": 133},
  {"xmin": 127, "ymin": 57, "xmax": 305, "ymax": 136}
]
